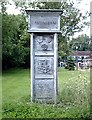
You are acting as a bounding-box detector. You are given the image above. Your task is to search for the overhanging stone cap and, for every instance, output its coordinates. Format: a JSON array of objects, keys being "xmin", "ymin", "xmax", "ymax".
[
  {"xmin": 26, "ymin": 9, "xmax": 63, "ymax": 14},
  {"xmin": 26, "ymin": 9, "xmax": 62, "ymax": 32}
]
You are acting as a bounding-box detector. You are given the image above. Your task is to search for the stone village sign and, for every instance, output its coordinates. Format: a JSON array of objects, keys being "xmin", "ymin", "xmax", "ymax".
[{"xmin": 26, "ymin": 9, "xmax": 62, "ymax": 103}]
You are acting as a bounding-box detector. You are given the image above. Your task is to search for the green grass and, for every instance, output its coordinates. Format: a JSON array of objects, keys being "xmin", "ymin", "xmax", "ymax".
[{"xmin": 2, "ymin": 68, "xmax": 91, "ymax": 118}]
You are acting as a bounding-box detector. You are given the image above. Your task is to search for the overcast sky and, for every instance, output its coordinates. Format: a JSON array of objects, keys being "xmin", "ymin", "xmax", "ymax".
[{"xmin": 6, "ymin": 0, "xmax": 92, "ymax": 37}]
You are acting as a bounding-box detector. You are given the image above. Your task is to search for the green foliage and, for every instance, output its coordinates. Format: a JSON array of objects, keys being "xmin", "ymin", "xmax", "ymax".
[
  {"xmin": 65, "ymin": 58, "xmax": 75, "ymax": 70},
  {"xmin": 0, "ymin": 0, "xmax": 9, "ymax": 14},
  {"xmin": 90, "ymin": 36, "xmax": 92, "ymax": 51},
  {"xmin": 58, "ymin": 35, "xmax": 71, "ymax": 58},
  {"xmin": 69, "ymin": 34, "xmax": 91, "ymax": 51},
  {"xmin": 2, "ymin": 68, "xmax": 90, "ymax": 118},
  {"xmin": 2, "ymin": 14, "xmax": 30, "ymax": 69}
]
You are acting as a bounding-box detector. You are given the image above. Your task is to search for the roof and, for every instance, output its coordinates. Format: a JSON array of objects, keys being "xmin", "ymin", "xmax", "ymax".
[{"xmin": 71, "ymin": 51, "xmax": 91, "ymax": 56}]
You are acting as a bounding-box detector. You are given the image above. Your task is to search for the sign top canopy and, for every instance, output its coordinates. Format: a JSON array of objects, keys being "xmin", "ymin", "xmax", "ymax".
[
  {"xmin": 26, "ymin": 9, "xmax": 63, "ymax": 33},
  {"xmin": 26, "ymin": 9, "xmax": 63, "ymax": 13}
]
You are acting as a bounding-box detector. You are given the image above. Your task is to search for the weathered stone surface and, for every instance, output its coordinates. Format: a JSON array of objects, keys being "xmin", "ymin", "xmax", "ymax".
[
  {"xmin": 34, "ymin": 34, "xmax": 54, "ymax": 52},
  {"xmin": 30, "ymin": 15, "xmax": 59, "ymax": 30},
  {"xmin": 34, "ymin": 80, "xmax": 54, "ymax": 99},
  {"xmin": 26, "ymin": 9, "xmax": 62, "ymax": 32},
  {"xmin": 35, "ymin": 57, "xmax": 54, "ymax": 78}
]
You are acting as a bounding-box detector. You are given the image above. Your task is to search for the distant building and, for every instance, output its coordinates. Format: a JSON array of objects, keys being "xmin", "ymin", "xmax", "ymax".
[{"xmin": 69, "ymin": 51, "xmax": 91, "ymax": 69}]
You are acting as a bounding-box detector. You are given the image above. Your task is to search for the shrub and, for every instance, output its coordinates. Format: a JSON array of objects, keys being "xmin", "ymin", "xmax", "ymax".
[{"xmin": 65, "ymin": 58, "xmax": 75, "ymax": 70}]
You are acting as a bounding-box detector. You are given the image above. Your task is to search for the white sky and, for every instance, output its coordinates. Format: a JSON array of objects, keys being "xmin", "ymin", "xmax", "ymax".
[
  {"xmin": 6, "ymin": 0, "xmax": 92, "ymax": 37},
  {"xmin": 73, "ymin": 0, "xmax": 92, "ymax": 37}
]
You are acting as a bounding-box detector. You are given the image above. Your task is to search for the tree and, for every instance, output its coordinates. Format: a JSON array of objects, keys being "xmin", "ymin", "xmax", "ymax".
[
  {"xmin": 69, "ymin": 34, "xmax": 91, "ymax": 51},
  {"xmin": 65, "ymin": 58, "xmax": 75, "ymax": 70},
  {"xmin": 1, "ymin": 0, "xmax": 30, "ymax": 69},
  {"xmin": 2, "ymin": 13, "xmax": 30, "ymax": 69},
  {"xmin": 0, "ymin": 0, "xmax": 9, "ymax": 14}
]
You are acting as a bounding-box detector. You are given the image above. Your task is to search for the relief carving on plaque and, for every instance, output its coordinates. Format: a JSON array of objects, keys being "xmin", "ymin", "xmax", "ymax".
[
  {"xmin": 35, "ymin": 57, "xmax": 53, "ymax": 75},
  {"xmin": 34, "ymin": 34, "xmax": 54, "ymax": 51},
  {"xmin": 38, "ymin": 60, "xmax": 51, "ymax": 74}
]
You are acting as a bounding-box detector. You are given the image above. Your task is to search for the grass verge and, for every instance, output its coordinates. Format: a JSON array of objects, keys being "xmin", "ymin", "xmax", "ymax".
[{"xmin": 2, "ymin": 68, "xmax": 91, "ymax": 118}]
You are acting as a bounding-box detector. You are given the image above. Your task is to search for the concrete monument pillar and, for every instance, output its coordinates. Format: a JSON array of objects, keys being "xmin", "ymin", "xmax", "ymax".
[{"xmin": 26, "ymin": 9, "xmax": 62, "ymax": 103}]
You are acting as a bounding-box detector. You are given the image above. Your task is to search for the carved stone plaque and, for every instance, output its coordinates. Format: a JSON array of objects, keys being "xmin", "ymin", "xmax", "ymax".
[
  {"xmin": 34, "ymin": 34, "xmax": 54, "ymax": 52},
  {"xmin": 26, "ymin": 10, "xmax": 62, "ymax": 32},
  {"xmin": 35, "ymin": 57, "xmax": 54, "ymax": 78},
  {"xmin": 30, "ymin": 15, "xmax": 59, "ymax": 30},
  {"xmin": 34, "ymin": 80, "xmax": 54, "ymax": 99}
]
